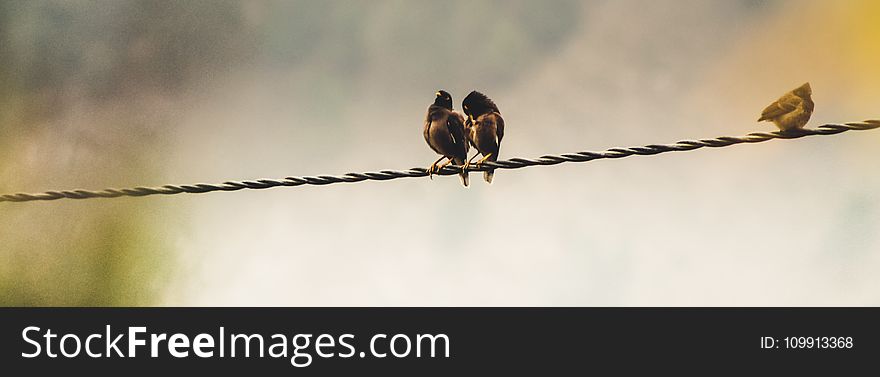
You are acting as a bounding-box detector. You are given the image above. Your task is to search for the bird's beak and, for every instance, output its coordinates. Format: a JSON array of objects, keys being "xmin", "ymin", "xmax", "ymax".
[{"xmin": 435, "ymin": 91, "xmax": 442, "ymax": 97}]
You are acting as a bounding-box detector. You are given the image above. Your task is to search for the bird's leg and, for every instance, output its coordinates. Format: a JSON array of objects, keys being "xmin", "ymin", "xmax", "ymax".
[
  {"xmin": 463, "ymin": 152, "xmax": 480, "ymax": 171},
  {"xmin": 428, "ymin": 156, "xmax": 445, "ymax": 180},
  {"xmin": 436, "ymin": 157, "xmax": 454, "ymax": 173},
  {"xmin": 475, "ymin": 152, "xmax": 494, "ymax": 166}
]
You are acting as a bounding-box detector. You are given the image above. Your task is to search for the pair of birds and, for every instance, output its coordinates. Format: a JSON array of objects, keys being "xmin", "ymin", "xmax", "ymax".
[
  {"xmin": 424, "ymin": 90, "xmax": 504, "ymax": 187},
  {"xmin": 422, "ymin": 82, "xmax": 814, "ymax": 187}
]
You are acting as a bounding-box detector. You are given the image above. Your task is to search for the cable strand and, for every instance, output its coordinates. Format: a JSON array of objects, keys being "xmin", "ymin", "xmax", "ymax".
[{"xmin": 1, "ymin": 120, "xmax": 877, "ymax": 203}]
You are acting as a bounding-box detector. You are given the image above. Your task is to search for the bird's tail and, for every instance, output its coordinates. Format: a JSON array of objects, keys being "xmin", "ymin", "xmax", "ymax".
[
  {"xmin": 483, "ymin": 153, "xmax": 498, "ymax": 184},
  {"xmin": 454, "ymin": 157, "xmax": 469, "ymax": 187}
]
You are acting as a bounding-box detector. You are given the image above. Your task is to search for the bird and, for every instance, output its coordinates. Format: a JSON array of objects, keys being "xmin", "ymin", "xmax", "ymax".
[
  {"xmin": 758, "ymin": 82, "xmax": 814, "ymax": 132},
  {"xmin": 424, "ymin": 90, "xmax": 470, "ymax": 187},
  {"xmin": 462, "ymin": 90, "xmax": 504, "ymax": 183}
]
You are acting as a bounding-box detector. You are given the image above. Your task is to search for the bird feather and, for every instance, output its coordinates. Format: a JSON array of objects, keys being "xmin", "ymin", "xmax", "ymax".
[{"xmin": 759, "ymin": 95, "xmax": 800, "ymax": 121}]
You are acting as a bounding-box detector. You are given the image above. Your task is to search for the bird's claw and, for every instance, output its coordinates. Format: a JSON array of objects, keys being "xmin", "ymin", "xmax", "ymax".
[
  {"xmin": 475, "ymin": 153, "xmax": 493, "ymax": 166},
  {"xmin": 437, "ymin": 159, "xmax": 453, "ymax": 173}
]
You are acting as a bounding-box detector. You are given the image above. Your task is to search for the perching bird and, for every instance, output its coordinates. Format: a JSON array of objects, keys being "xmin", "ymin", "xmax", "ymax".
[
  {"xmin": 758, "ymin": 82, "xmax": 814, "ymax": 132},
  {"xmin": 462, "ymin": 91, "xmax": 504, "ymax": 183},
  {"xmin": 424, "ymin": 90, "xmax": 470, "ymax": 186}
]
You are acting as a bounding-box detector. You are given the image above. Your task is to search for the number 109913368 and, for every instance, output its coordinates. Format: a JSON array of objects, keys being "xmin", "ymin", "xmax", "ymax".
[{"xmin": 761, "ymin": 336, "xmax": 853, "ymax": 349}]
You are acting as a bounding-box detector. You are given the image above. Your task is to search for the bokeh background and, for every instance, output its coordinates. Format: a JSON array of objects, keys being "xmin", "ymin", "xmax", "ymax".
[{"xmin": 1, "ymin": 0, "xmax": 878, "ymax": 306}]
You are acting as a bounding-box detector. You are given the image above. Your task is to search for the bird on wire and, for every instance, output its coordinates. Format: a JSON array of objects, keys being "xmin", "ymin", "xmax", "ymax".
[
  {"xmin": 424, "ymin": 90, "xmax": 470, "ymax": 186},
  {"xmin": 758, "ymin": 82, "xmax": 814, "ymax": 132},
  {"xmin": 462, "ymin": 90, "xmax": 505, "ymax": 183}
]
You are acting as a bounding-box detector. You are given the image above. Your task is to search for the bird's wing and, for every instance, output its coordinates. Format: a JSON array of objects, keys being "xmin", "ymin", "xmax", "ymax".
[
  {"xmin": 425, "ymin": 106, "xmax": 445, "ymax": 140},
  {"xmin": 494, "ymin": 112, "xmax": 504, "ymax": 144},
  {"xmin": 423, "ymin": 116, "xmax": 434, "ymax": 145},
  {"xmin": 447, "ymin": 112, "xmax": 468, "ymax": 153},
  {"xmin": 759, "ymin": 95, "xmax": 800, "ymax": 121},
  {"xmin": 476, "ymin": 113, "xmax": 504, "ymax": 146}
]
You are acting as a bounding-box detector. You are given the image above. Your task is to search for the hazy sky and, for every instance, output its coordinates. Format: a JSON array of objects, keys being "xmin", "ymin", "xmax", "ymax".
[{"xmin": 2, "ymin": 0, "xmax": 878, "ymax": 306}]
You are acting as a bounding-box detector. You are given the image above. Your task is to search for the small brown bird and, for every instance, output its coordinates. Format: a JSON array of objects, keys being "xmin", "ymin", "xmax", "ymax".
[
  {"xmin": 758, "ymin": 82, "xmax": 814, "ymax": 132},
  {"xmin": 462, "ymin": 91, "xmax": 504, "ymax": 183},
  {"xmin": 424, "ymin": 90, "xmax": 470, "ymax": 186}
]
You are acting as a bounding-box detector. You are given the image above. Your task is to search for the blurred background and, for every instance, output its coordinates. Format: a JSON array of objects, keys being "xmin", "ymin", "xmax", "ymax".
[{"xmin": 1, "ymin": 0, "xmax": 878, "ymax": 306}]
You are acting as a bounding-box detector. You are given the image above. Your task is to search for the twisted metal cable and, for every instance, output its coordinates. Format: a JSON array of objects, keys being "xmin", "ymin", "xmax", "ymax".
[{"xmin": 1, "ymin": 120, "xmax": 878, "ymax": 203}]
